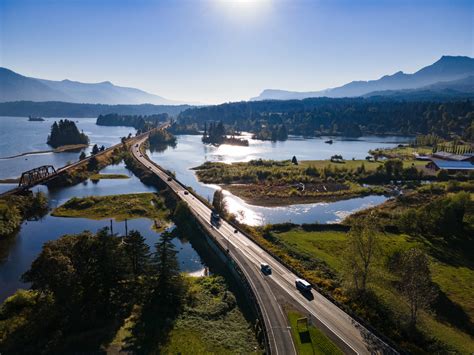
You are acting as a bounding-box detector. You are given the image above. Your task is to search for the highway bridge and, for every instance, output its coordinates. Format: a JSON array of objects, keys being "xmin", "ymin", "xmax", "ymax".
[
  {"xmin": 0, "ymin": 123, "xmax": 397, "ymax": 354},
  {"xmin": 131, "ymin": 134, "xmax": 398, "ymax": 355}
]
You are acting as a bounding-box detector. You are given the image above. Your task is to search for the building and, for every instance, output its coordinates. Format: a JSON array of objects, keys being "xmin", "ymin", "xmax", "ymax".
[
  {"xmin": 431, "ymin": 151, "xmax": 474, "ymax": 162},
  {"xmin": 426, "ymin": 159, "xmax": 474, "ymax": 173}
]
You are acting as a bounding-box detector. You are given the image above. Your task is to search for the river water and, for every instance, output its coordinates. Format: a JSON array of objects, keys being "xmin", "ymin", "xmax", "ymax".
[
  {"xmin": 0, "ymin": 116, "xmax": 136, "ymax": 180},
  {"xmin": 0, "ymin": 116, "xmax": 411, "ymax": 302},
  {"xmin": 147, "ymin": 133, "xmax": 410, "ymax": 225},
  {"xmin": 0, "ymin": 163, "xmax": 206, "ymax": 302}
]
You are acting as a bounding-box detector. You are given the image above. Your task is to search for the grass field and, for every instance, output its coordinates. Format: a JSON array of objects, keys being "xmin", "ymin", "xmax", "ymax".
[
  {"xmin": 273, "ymin": 228, "xmax": 474, "ymax": 353},
  {"xmin": 370, "ymin": 146, "xmax": 433, "ymax": 159},
  {"xmin": 51, "ymin": 193, "xmax": 169, "ymax": 224},
  {"xmin": 109, "ymin": 276, "xmax": 260, "ymax": 354},
  {"xmin": 287, "ymin": 310, "xmax": 342, "ymax": 355},
  {"xmin": 194, "ymin": 159, "xmax": 413, "ymax": 206},
  {"xmin": 89, "ymin": 173, "xmax": 130, "ymax": 180}
]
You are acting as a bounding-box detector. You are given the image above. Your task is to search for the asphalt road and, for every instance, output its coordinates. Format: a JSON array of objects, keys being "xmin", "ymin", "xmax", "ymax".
[{"xmin": 132, "ymin": 135, "xmax": 397, "ymax": 355}]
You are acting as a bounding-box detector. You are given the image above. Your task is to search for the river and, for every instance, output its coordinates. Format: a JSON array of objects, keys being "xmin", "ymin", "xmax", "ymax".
[
  {"xmin": 147, "ymin": 133, "xmax": 411, "ymax": 225},
  {"xmin": 0, "ymin": 116, "xmax": 411, "ymax": 301}
]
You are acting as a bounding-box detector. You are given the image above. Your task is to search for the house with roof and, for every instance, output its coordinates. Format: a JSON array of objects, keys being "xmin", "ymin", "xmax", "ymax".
[
  {"xmin": 426, "ymin": 159, "xmax": 474, "ymax": 173},
  {"xmin": 431, "ymin": 151, "xmax": 474, "ymax": 162}
]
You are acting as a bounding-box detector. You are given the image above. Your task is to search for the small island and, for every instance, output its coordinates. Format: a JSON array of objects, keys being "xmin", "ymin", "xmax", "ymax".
[
  {"xmin": 47, "ymin": 119, "xmax": 89, "ymax": 148},
  {"xmin": 202, "ymin": 121, "xmax": 249, "ymax": 146},
  {"xmin": 148, "ymin": 129, "xmax": 177, "ymax": 152},
  {"xmin": 193, "ymin": 157, "xmax": 428, "ymax": 206}
]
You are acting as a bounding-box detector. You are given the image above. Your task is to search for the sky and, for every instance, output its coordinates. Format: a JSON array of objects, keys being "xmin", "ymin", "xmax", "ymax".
[{"xmin": 1, "ymin": 0, "xmax": 473, "ymax": 104}]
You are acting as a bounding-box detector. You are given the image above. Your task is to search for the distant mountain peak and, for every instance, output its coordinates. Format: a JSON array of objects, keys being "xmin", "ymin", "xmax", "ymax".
[
  {"xmin": 0, "ymin": 68, "xmax": 188, "ymax": 105},
  {"xmin": 252, "ymin": 55, "xmax": 474, "ymax": 101}
]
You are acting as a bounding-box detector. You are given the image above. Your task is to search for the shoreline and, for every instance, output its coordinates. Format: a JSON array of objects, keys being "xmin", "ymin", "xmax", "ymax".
[
  {"xmin": 0, "ymin": 144, "xmax": 88, "ymax": 160},
  {"xmin": 222, "ymin": 183, "xmax": 386, "ymax": 207}
]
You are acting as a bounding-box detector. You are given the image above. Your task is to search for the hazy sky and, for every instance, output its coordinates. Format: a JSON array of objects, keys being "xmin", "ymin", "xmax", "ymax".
[{"xmin": 1, "ymin": 0, "xmax": 473, "ymax": 104}]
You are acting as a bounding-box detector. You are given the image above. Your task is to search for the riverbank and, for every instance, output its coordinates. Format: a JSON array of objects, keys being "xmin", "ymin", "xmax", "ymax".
[
  {"xmin": 89, "ymin": 173, "xmax": 129, "ymax": 180},
  {"xmin": 0, "ymin": 144, "xmax": 89, "ymax": 160},
  {"xmin": 193, "ymin": 159, "xmax": 414, "ymax": 206},
  {"xmin": 223, "ymin": 182, "xmax": 384, "ymax": 207},
  {"xmin": 240, "ymin": 180, "xmax": 474, "ymax": 353},
  {"xmin": 52, "ymin": 193, "xmax": 170, "ymax": 230},
  {"xmin": 0, "ymin": 192, "xmax": 48, "ymax": 239}
]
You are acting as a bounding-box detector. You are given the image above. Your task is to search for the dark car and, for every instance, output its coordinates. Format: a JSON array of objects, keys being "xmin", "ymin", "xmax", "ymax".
[{"xmin": 260, "ymin": 263, "xmax": 272, "ymax": 275}]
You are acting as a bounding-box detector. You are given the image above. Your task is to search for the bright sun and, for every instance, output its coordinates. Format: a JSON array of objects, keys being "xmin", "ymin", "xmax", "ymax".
[{"xmin": 216, "ymin": 0, "xmax": 271, "ymax": 20}]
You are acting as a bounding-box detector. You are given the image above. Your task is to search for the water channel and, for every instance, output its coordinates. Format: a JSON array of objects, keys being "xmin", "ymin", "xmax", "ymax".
[{"xmin": 0, "ymin": 116, "xmax": 412, "ymax": 301}]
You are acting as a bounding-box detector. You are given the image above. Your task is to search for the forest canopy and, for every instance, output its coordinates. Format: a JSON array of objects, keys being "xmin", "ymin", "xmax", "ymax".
[
  {"xmin": 47, "ymin": 119, "xmax": 89, "ymax": 148},
  {"xmin": 178, "ymin": 98, "xmax": 474, "ymax": 140}
]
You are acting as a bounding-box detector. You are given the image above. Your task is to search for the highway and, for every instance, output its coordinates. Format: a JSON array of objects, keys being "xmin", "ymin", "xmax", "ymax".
[{"xmin": 132, "ymin": 135, "xmax": 397, "ymax": 355}]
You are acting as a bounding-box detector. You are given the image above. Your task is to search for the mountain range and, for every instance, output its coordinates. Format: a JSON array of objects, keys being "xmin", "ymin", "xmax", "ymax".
[
  {"xmin": 0, "ymin": 68, "xmax": 183, "ymax": 105},
  {"xmin": 251, "ymin": 56, "xmax": 474, "ymax": 101}
]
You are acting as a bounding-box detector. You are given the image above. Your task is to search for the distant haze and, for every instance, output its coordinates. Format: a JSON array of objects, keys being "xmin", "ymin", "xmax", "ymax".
[
  {"xmin": 251, "ymin": 56, "xmax": 474, "ymax": 101},
  {"xmin": 1, "ymin": 0, "xmax": 472, "ymax": 104}
]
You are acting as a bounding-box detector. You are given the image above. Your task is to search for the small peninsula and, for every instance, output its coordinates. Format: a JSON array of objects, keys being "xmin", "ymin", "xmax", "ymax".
[{"xmin": 47, "ymin": 119, "xmax": 89, "ymax": 148}]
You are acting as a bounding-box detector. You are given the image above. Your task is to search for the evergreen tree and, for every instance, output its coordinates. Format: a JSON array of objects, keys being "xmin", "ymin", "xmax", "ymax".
[
  {"xmin": 47, "ymin": 119, "xmax": 89, "ymax": 148},
  {"xmin": 151, "ymin": 231, "xmax": 181, "ymax": 302},
  {"xmin": 91, "ymin": 144, "xmax": 99, "ymax": 155},
  {"xmin": 79, "ymin": 151, "xmax": 86, "ymax": 160},
  {"xmin": 123, "ymin": 230, "xmax": 151, "ymax": 279}
]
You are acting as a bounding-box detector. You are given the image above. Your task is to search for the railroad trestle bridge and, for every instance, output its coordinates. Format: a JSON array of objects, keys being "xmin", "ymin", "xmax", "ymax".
[{"xmin": 18, "ymin": 165, "xmax": 57, "ymax": 188}]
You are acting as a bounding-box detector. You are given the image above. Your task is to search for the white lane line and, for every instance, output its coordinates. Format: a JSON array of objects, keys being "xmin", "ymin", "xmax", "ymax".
[{"xmin": 134, "ymin": 142, "xmax": 386, "ymax": 355}]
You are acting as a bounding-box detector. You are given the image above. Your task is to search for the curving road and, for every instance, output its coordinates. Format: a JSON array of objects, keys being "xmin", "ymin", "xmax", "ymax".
[{"xmin": 132, "ymin": 134, "xmax": 397, "ymax": 355}]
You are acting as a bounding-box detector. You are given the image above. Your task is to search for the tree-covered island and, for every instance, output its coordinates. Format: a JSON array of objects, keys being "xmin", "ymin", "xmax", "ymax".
[
  {"xmin": 47, "ymin": 119, "xmax": 89, "ymax": 148},
  {"xmin": 202, "ymin": 121, "xmax": 249, "ymax": 146}
]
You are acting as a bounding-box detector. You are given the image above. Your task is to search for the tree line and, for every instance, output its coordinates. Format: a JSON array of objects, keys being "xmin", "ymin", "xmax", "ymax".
[
  {"xmin": 0, "ymin": 224, "xmax": 184, "ymax": 353},
  {"xmin": 96, "ymin": 113, "xmax": 169, "ymax": 131},
  {"xmin": 178, "ymin": 98, "xmax": 474, "ymax": 140}
]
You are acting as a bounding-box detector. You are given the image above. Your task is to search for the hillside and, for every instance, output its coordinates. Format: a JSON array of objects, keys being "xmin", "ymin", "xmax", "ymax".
[
  {"xmin": 0, "ymin": 101, "xmax": 192, "ymax": 118},
  {"xmin": 251, "ymin": 56, "xmax": 474, "ymax": 100},
  {"xmin": 0, "ymin": 67, "xmax": 181, "ymax": 105}
]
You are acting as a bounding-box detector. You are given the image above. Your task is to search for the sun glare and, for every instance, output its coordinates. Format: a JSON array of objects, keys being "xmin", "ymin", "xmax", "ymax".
[{"xmin": 215, "ymin": 0, "xmax": 272, "ymax": 23}]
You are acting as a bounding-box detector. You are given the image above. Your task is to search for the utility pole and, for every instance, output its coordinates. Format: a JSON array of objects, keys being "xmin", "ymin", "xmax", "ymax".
[
  {"xmin": 110, "ymin": 219, "xmax": 114, "ymax": 236},
  {"xmin": 125, "ymin": 218, "xmax": 128, "ymax": 237}
]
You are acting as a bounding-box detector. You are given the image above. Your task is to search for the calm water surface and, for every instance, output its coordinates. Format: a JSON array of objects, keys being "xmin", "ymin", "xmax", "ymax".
[
  {"xmin": 0, "ymin": 163, "xmax": 205, "ymax": 302},
  {"xmin": 0, "ymin": 121, "xmax": 411, "ymax": 301},
  {"xmin": 0, "ymin": 116, "xmax": 136, "ymax": 179},
  {"xmin": 148, "ymin": 133, "xmax": 410, "ymax": 225}
]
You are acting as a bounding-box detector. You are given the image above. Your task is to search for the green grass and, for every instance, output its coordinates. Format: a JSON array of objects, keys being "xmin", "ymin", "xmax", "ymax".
[
  {"xmin": 89, "ymin": 173, "xmax": 130, "ymax": 180},
  {"xmin": 287, "ymin": 310, "xmax": 343, "ymax": 355},
  {"xmin": 109, "ymin": 276, "xmax": 260, "ymax": 354},
  {"xmin": 370, "ymin": 146, "xmax": 433, "ymax": 159},
  {"xmin": 51, "ymin": 193, "xmax": 169, "ymax": 224},
  {"xmin": 273, "ymin": 229, "xmax": 474, "ymax": 353}
]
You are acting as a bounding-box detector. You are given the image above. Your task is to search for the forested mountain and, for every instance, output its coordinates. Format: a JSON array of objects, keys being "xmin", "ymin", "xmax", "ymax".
[
  {"xmin": 0, "ymin": 67, "xmax": 182, "ymax": 105},
  {"xmin": 178, "ymin": 97, "xmax": 474, "ymax": 140},
  {"xmin": 251, "ymin": 56, "xmax": 474, "ymax": 100},
  {"xmin": 0, "ymin": 101, "xmax": 191, "ymax": 118}
]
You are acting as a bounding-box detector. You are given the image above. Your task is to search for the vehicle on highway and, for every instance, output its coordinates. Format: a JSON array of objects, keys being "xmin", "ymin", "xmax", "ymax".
[
  {"xmin": 234, "ymin": 229, "xmax": 238, "ymax": 233},
  {"xmin": 260, "ymin": 263, "xmax": 272, "ymax": 275},
  {"xmin": 211, "ymin": 210, "xmax": 220, "ymax": 221},
  {"xmin": 295, "ymin": 278, "xmax": 311, "ymax": 292},
  {"xmin": 135, "ymin": 144, "xmax": 138, "ymax": 147},
  {"xmin": 184, "ymin": 191, "xmax": 189, "ymax": 195},
  {"xmin": 167, "ymin": 176, "xmax": 172, "ymax": 181}
]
